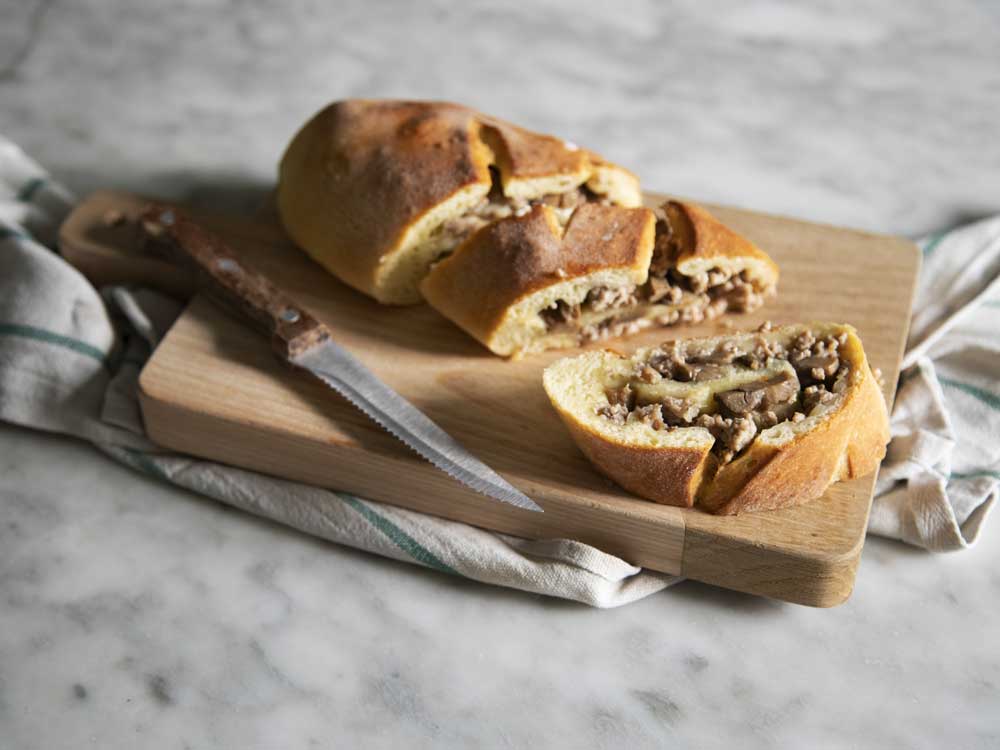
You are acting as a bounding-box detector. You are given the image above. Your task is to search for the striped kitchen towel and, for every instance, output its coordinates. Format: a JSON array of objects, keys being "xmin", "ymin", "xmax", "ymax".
[
  {"xmin": 870, "ymin": 218, "xmax": 1000, "ymax": 549},
  {"xmin": 0, "ymin": 136, "xmax": 995, "ymax": 608}
]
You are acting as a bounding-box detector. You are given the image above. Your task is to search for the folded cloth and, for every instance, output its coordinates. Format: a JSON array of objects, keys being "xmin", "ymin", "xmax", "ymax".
[
  {"xmin": 870, "ymin": 217, "xmax": 1000, "ymax": 549},
  {"xmin": 0, "ymin": 138, "xmax": 994, "ymax": 608}
]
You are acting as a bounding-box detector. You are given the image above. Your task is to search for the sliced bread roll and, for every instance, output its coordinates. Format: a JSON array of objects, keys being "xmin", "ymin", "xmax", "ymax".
[
  {"xmin": 277, "ymin": 99, "xmax": 641, "ymax": 305},
  {"xmin": 542, "ymin": 323, "xmax": 889, "ymax": 514},
  {"xmin": 421, "ymin": 200, "xmax": 779, "ymax": 357}
]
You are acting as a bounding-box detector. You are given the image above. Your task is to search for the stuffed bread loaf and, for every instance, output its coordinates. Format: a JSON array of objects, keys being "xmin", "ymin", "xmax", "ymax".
[
  {"xmin": 542, "ymin": 323, "xmax": 889, "ymax": 514},
  {"xmin": 277, "ymin": 99, "xmax": 641, "ymax": 305},
  {"xmin": 421, "ymin": 200, "xmax": 778, "ymax": 357}
]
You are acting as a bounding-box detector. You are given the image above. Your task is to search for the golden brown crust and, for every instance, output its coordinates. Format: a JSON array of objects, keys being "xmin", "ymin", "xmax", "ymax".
[
  {"xmin": 420, "ymin": 203, "xmax": 656, "ymax": 349},
  {"xmin": 666, "ymin": 201, "xmax": 780, "ymax": 285},
  {"xmin": 699, "ymin": 347, "xmax": 889, "ymax": 515},
  {"xmin": 423, "ymin": 199, "xmax": 779, "ymax": 357},
  {"xmin": 585, "ymin": 152, "xmax": 639, "ymax": 183},
  {"xmin": 699, "ymin": 416, "xmax": 849, "ymax": 514},
  {"xmin": 841, "ymin": 363, "xmax": 892, "ymax": 480},
  {"xmin": 478, "ymin": 116, "xmax": 589, "ymax": 183},
  {"xmin": 277, "ymin": 99, "xmax": 639, "ymax": 304},
  {"xmin": 543, "ymin": 325, "xmax": 890, "ymax": 515},
  {"xmin": 549, "ymin": 396, "xmax": 711, "ymax": 508},
  {"xmin": 277, "ymin": 101, "xmax": 487, "ymax": 299}
]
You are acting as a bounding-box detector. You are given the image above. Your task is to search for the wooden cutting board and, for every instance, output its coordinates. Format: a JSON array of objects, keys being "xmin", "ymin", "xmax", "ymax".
[{"xmin": 60, "ymin": 190, "xmax": 920, "ymax": 607}]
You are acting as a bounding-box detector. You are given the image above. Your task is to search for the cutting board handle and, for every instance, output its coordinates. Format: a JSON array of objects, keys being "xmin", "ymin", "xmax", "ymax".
[{"xmin": 139, "ymin": 203, "xmax": 329, "ymax": 359}]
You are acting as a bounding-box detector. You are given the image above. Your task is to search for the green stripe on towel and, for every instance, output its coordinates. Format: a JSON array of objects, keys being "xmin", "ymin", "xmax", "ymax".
[
  {"xmin": 951, "ymin": 470, "xmax": 1000, "ymax": 481},
  {"xmin": 0, "ymin": 226, "xmax": 30, "ymax": 243},
  {"xmin": 0, "ymin": 322, "xmax": 108, "ymax": 365},
  {"xmin": 921, "ymin": 229, "xmax": 948, "ymax": 257},
  {"xmin": 340, "ymin": 494, "xmax": 459, "ymax": 576},
  {"xmin": 17, "ymin": 176, "xmax": 46, "ymax": 202},
  {"xmin": 119, "ymin": 448, "xmax": 170, "ymax": 482},
  {"xmin": 939, "ymin": 377, "xmax": 1000, "ymax": 411}
]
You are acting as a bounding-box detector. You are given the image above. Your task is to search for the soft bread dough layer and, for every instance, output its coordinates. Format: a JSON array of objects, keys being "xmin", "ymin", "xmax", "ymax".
[
  {"xmin": 542, "ymin": 323, "xmax": 891, "ymax": 514},
  {"xmin": 422, "ymin": 200, "xmax": 780, "ymax": 357},
  {"xmin": 277, "ymin": 99, "xmax": 641, "ymax": 305}
]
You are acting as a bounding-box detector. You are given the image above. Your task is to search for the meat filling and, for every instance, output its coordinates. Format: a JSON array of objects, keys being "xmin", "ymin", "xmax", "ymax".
[
  {"xmin": 429, "ymin": 170, "xmax": 605, "ymax": 260},
  {"xmin": 539, "ymin": 220, "xmax": 769, "ymax": 344},
  {"xmin": 597, "ymin": 330, "xmax": 851, "ymax": 464},
  {"xmin": 540, "ymin": 267, "xmax": 765, "ymax": 341}
]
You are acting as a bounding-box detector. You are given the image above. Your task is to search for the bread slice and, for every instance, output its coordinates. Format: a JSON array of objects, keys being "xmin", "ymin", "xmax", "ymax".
[
  {"xmin": 421, "ymin": 200, "xmax": 779, "ymax": 357},
  {"xmin": 542, "ymin": 323, "xmax": 889, "ymax": 514},
  {"xmin": 277, "ymin": 99, "xmax": 641, "ymax": 305}
]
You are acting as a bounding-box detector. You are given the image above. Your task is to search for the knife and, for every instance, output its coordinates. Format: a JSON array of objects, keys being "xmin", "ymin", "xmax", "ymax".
[{"xmin": 139, "ymin": 204, "xmax": 542, "ymax": 513}]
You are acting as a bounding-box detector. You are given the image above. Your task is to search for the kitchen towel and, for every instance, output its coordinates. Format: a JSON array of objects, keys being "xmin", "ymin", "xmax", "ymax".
[
  {"xmin": 0, "ymin": 137, "xmax": 995, "ymax": 607},
  {"xmin": 869, "ymin": 217, "xmax": 1000, "ymax": 549}
]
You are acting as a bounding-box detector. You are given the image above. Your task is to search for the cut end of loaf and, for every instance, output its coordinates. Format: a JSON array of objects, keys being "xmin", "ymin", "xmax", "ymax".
[
  {"xmin": 543, "ymin": 323, "xmax": 890, "ymax": 514},
  {"xmin": 422, "ymin": 199, "xmax": 779, "ymax": 358},
  {"xmin": 278, "ymin": 99, "xmax": 644, "ymax": 306}
]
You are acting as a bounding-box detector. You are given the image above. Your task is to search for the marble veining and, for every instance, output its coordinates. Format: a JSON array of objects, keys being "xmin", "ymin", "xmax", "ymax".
[{"xmin": 1, "ymin": 1, "xmax": 999, "ymax": 747}]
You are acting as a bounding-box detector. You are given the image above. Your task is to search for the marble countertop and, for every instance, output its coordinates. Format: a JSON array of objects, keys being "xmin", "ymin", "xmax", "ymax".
[{"xmin": 2, "ymin": 2, "xmax": 999, "ymax": 747}]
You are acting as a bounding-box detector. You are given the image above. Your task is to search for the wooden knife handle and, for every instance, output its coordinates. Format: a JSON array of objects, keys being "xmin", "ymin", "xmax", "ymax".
[{"xmin": 139, "ymin": 203, "xmax": 329, "ymax": 359}]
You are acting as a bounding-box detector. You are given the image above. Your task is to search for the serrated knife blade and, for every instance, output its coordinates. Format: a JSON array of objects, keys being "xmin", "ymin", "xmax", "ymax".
[
  {"xmin": 142, "ymin": 203, "xmax": 542, "ymax": 513},
  {"xmin": 294, "ymin": 343, "xmax": 543, "ymax": 512}
]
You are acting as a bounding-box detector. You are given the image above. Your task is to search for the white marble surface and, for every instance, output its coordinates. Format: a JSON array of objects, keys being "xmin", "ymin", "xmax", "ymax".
[{"xmin": 2, "ymin": 1, "xmax": 999, "ymax": 747}]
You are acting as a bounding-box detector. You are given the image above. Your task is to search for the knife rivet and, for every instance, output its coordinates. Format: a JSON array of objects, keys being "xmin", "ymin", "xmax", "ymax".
[
  {"xmin": 159, "ymin": 209, "xmax": 175, "ymax": 226},
  {"xmin": 280, "ymin": 307, "xmax": 300, "ymax": 323}
]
